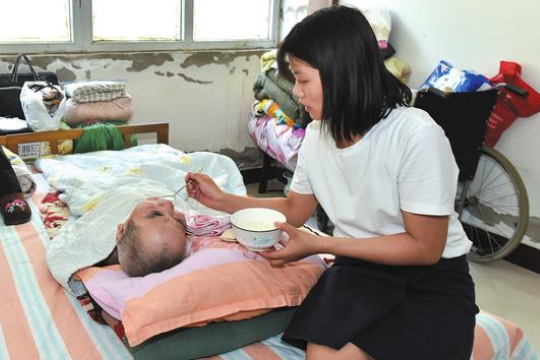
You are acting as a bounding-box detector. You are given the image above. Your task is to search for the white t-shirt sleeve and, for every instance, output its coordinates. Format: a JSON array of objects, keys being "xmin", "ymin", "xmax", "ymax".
[
  {"xmin": 398, "ymin": 123, "xmax": 458, "ymax": 216},
  {"xmin": 290, "ymin": 128, "xmax": 315, "ymax": 195}
]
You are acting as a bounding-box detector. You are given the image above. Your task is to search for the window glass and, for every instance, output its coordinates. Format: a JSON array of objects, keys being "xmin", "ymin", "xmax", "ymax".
[
  {"xmin": 0, "ymin": 0, "xmax": 70, "ymax": 42},
  {"xmin": 193, "ymin": 0, "xmax": 272, "ymax": 41},
  {"xmin": 92, "ymin": 0, "xmax": 181, "ymax": 41}
]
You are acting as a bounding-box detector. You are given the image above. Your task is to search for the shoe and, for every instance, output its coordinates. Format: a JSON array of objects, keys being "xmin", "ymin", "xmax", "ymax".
[{"xmin": 1, "ymin": 193, "xmax": 32, "ymax": 226}]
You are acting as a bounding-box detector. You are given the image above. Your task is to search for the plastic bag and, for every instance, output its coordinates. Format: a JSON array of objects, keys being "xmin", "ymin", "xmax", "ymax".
[
  {"xmin": 20, "ymin": 81, "xmax": 65, "ymax": 132},
  {"xmin": 484, "ymin": 61, "xmax": 540, "ymax": 146},
  {"xmin": 420, "ymin": 60, "xmax": 491, "ymax": 93}
]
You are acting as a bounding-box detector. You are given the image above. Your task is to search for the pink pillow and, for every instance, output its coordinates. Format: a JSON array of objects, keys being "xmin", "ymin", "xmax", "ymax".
[{"xmin": 75, "ymin": 236, "xmax": 326, "ymax": 347}]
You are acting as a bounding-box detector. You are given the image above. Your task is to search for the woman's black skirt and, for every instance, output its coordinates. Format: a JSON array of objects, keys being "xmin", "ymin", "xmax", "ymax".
[{"xmin": 282, "ymin": 255, "xmax": 478, "ymax": 360}]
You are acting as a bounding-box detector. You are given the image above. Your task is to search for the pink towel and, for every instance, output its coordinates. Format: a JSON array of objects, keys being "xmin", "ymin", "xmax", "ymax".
[{"xmin": 185, "ymin": 213, "xmax": 231, "ymax": 236}]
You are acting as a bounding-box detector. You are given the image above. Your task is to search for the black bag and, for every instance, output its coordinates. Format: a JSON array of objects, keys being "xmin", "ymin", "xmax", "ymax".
[{"xmin": 0, "ymin": 53, "xmax": 59, "ymax": 120}]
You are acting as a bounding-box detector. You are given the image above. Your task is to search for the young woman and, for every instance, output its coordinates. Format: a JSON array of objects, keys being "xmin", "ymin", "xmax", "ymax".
[{"xmin": 186, "ymin": 6, "xmax": 477, "ymax": 360}]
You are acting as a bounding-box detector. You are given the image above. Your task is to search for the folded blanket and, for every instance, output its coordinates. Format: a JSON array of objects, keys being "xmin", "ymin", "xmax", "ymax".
[
  {"xmin": 248, "ymin": 110, "xmax": 305, "ymax": 171},
  {"xmin": 63, "ymin": 96, "xmax": 133, "ymax": 125},
  {"xmin": 64, "ymin": 81, "xmax": 127, "ymax": 103}
]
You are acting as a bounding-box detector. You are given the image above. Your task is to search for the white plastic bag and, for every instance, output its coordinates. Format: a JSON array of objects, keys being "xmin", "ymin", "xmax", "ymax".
[{"xmin": 20, "ymin": 81, "xmax": 66, "ymax": 132}]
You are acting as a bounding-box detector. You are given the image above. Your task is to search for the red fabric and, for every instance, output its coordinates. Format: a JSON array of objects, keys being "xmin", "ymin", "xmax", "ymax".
[{"xmin": 484, "ymin": 61, "xmax": 540, "ymax": 146}]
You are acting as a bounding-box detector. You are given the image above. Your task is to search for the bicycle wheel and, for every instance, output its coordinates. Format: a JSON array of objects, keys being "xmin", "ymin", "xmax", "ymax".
[{"xmin": 460, "ymin": 145, "xmax": 529, "ymax": 262}]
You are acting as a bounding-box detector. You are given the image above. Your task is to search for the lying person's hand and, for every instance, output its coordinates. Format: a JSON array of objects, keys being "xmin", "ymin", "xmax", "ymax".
[
  {"xmin": 185, "ymin": 172, "xmax": 226, "ymax": 210},
  {"xmin": 260, "ymin": 222, "xmax": 323, "ymax": 267}
]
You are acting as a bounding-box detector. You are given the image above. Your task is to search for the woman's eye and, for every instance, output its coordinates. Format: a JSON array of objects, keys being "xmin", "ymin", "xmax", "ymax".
[{"xmin": 151, "ymin": 211, "xmax": 163, "ymax": 217}]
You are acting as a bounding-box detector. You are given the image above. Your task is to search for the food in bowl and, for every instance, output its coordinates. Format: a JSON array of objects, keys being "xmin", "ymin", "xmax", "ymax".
[{"xmin": 231, "ymin": 208, "xmax": 286, "ymax": 251}]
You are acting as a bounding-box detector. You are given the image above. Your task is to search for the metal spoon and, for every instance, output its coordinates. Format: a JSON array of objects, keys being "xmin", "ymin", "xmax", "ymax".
[{"xmin": 172, "ymin": 165, "xmax": 204, "ymax": 197}]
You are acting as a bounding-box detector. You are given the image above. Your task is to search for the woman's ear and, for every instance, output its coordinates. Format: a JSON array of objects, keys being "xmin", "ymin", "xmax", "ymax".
[{"xmin": 116, "ymin": 222, "xmax": 127, "ymax": 243}]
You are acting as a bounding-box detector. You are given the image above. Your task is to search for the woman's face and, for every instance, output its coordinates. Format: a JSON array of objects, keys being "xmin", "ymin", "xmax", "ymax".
[{"xmin": 289, "ymin": 56, "xmax": 323, "ymax": 120}]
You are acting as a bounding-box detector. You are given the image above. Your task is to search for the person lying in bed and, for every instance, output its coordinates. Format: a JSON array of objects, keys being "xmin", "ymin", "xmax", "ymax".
[
  {"xmin": 99, "ymin": 196, "xmax": 189, "ymax": 277},
  {"xmin": 47, "ymin": 185, "xmax": 191, "ymax": 293}
]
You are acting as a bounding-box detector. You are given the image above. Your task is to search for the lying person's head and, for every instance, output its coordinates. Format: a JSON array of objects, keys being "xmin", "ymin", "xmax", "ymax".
[{"xmin": 116, "ymin": 197, "xmax": 188, "ymax": 277}]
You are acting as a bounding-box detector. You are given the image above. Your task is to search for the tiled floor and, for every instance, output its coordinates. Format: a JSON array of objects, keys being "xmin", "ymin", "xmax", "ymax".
[
  {"xmin": 246, "ymin": 180, "xmax": 540, "ymax": 352},
  {"xmin": 471, "ymin": 260, "xmax": 540, "ymax": 350}
]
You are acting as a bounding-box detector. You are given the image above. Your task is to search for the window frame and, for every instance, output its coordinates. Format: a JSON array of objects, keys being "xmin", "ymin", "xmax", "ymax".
[{"xmin": 0, "ymin": 0, "xmax": 280, "ymax": 54}]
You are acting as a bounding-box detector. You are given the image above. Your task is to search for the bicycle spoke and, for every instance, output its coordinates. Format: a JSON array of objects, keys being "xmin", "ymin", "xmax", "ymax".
[
  {"xmin": 473, "ymin": 180, "xmax": 516, "ymax": 198},
  {"xmin": 463, "ymin": 147, "xmax": 528, "ymax": 262}
]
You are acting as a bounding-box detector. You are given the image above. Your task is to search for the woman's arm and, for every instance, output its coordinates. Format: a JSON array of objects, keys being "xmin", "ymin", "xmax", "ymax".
[
  {"xmin": 263, "ymin": 211, "xmax": 449, "ymax": 266},
  {"xmin": 185, "ymin": 172, "xmax": 318, "ymax": 226}
]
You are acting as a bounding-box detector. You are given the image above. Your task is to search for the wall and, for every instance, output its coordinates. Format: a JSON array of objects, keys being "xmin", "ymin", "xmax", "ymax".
[
  {"xmin": 0, "ymin": 1, "xmax": 309, "ymax": 170},
  {"xmin": 342, "ymin": 0, "xmax": 540, "ymax": 249},
  {"xmin": 0, "ymin": 51, "xmax": 266, "ymax": 167}
]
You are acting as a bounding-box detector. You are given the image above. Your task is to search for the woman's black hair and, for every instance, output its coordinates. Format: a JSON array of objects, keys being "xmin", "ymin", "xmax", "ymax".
[{"xmin": 278, "ymin": 5, "xmax": 412, "ymax": 142}]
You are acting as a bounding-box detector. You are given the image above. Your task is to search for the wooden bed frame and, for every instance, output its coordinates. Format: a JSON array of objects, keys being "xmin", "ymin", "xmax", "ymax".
[{"xmin": 0, "ymin": 122, "xmax": 169, "ymax": 155}]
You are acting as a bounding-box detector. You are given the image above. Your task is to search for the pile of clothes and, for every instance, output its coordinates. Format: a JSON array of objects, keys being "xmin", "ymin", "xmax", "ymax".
[
  {"xmin": 249, "ymin": 49, "xmax": 307, "ymax": 171},
  {"xmin": 63, "ymin": 81, "xmax": 133, "ymax": 125}
]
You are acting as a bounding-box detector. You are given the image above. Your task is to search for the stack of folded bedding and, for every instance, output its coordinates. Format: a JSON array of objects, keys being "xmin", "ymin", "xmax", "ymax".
[
  {"xmin": 249, "ymin": 50, "xmax": 311, "ymax": 170},
  {"xmin": 63, "ymin": 81, "xmax": 133, "ymax": 125}
]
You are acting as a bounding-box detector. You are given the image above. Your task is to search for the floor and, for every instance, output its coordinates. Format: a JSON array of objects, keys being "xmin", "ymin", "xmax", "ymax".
[{"xmin": 246, "ymin": 180, "xmax": 540, "ymax": 352}]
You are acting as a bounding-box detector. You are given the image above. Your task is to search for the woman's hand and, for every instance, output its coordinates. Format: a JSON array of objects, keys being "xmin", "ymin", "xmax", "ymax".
[
  {"xmin": 260, "ymin": 222, "xmax": 323, "ymax": 267},
  {"xmin": 185, "ymin": 172, "xmax": 226, "ymax": 210}
]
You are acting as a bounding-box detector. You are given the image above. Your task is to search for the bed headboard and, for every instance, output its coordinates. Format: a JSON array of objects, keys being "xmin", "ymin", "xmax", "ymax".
[{"xmin": 0, "ymin": 122, "xmax": 169, "ymax": 155}]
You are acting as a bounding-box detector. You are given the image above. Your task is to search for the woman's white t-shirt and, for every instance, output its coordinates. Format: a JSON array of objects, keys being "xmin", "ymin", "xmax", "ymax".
[{"xmin": 290, "ymin": 106, "xmax": 471, "ymax": 258}]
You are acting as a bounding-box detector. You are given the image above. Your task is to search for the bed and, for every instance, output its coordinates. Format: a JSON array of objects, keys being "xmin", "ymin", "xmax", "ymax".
[{"xmin": 0, "ymin": 123, "xmax": 537, "ymax": 360}]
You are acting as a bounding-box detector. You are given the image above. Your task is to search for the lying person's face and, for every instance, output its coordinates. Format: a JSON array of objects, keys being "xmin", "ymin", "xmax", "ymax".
[{"xmin": 116, "ymin": 197, "xmax": 189, "ymax": 277}]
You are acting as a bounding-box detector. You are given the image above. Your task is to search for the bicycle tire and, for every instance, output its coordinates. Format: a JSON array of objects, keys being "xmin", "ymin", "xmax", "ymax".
[{"xmin": 461, "ymin": 145, "xmax": 529, "ymax": 262}]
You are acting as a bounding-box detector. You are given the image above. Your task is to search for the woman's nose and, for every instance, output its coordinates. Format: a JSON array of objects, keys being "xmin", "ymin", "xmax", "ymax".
[{"xmin": 293, "ymin": 82, "xmax": 303, "ymax": 99}]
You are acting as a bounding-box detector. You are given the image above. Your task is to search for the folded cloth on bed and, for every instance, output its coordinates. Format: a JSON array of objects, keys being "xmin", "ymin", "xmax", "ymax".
[
  {"xmin": 64, "ymin": 81, "xmax": 127, "ymax": 103},
  {"xmin": 253, "ymin": 68, "xmax": 311, "ymax": 127},
  {"xmin": 248, "ymin": 111, "xmax": 304, "ymax": 171},
  {"xmin": 63, "ymin": 96, "xmax": 133, "ymax": 125},
  {"xmin": 185, "ymin": 213, "xmax": 230, "ymax": 237}
]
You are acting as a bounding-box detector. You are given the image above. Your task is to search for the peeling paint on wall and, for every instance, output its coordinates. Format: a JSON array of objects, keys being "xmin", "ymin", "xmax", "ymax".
[
  {"xmin": 177, "ymin": 72, "xmax": 213, "ymax": 85},
  {"xmin": 155, "ymin": 71, "xmax": 175, "ymax": 78},
  {"xmin": 180, "ymin": 51, "xmax": 260, "ymax": 69},
  {"xmin": 0, "ymin": 53, "xmax": 175, "ymax": 73},
  {"xmin": 55, "ymin": 67, "xmax": 77, "ymax": 82}
]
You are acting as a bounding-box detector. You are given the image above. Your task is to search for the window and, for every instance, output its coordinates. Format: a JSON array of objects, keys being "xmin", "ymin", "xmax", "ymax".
[
  {"xmin": 0, "ymin": 0, "xmax": 71, "ymax": 43},
  {"xmin": 0, "ymin": 0, "xmax": 280, "ymax": 54}
]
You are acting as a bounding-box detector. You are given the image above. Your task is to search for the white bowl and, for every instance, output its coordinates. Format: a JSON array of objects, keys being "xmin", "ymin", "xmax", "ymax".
[{"xmin": 231, "ymin": 208, "xmax": 286, "ymax": 251}]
